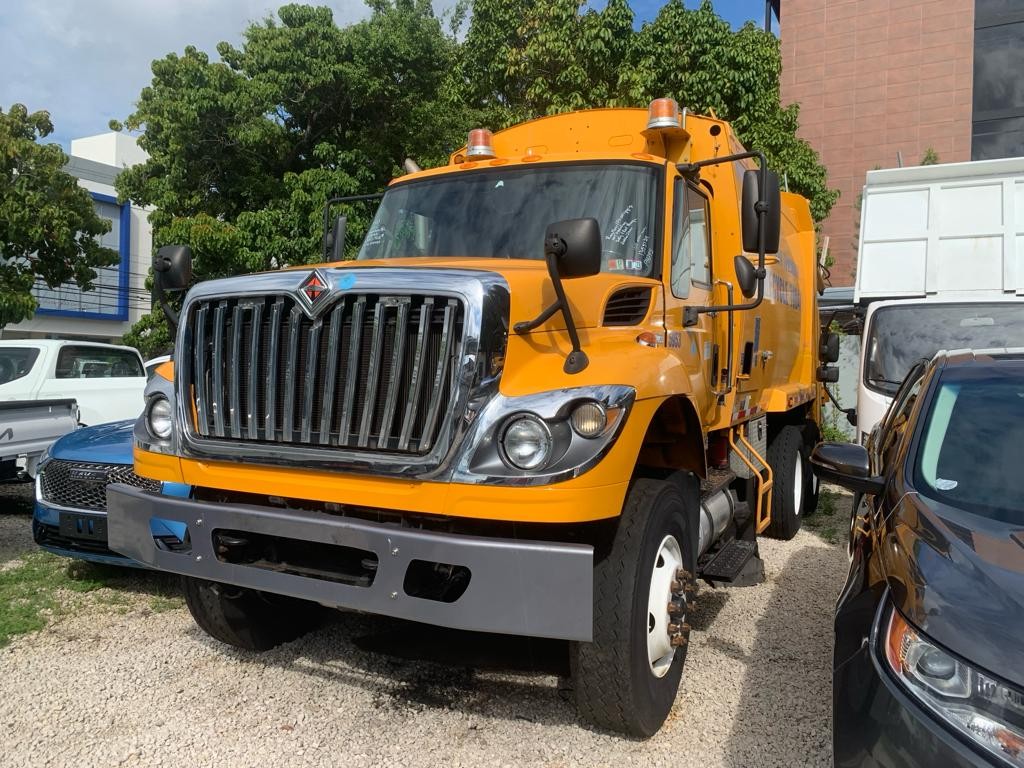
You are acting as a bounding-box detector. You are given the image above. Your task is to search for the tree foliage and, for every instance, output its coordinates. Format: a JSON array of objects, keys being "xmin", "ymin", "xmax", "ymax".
[
  {"xmin": 119, "ymin": 0, "xmax": 834, "ymax": 354},
  {"xmin": 0, "ymin": 104, "xmax": 118, "ymax": 328}
]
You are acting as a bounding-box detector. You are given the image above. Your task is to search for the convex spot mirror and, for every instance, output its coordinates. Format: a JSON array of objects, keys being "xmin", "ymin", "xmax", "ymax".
[
  {"xmin": 545, "ymin": 218, "xmax": 602, "ymax": 279},
  {"xmin": 741, "ymin": 169, "xmax": 781, "ymax": 255},
  {"xmin": 153, "ymin": 245, "xmax": 192, "ymax": 291},
  {"xmin": 734, "ymin": 255, "xmax": 757, "ymax": 299},
  {"xmin": 820, "ymin": 332, "xmax": 840, "ymax": 363}
]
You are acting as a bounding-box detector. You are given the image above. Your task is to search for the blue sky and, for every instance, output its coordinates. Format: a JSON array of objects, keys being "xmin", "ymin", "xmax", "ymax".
[{"xmin": 0, "ymin": 1, "xmax": 772, "ymax": 151}]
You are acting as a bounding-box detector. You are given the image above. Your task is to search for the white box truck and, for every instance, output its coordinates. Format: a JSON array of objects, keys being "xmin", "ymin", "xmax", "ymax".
[{"xmin": 853, "ymin": 157, "xmax": 1024, "ymax": 442}]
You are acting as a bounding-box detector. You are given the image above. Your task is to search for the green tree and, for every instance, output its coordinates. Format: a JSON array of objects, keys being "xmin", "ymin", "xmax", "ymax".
[
  {"xmin": 0, "ymin": 104, "xmax": 118, "ymax": 327},
  {"xmin": 115, "ymin": 0, "xmax": 472, "ymax": 354},
  {"xmin": 464, "ymin": 0, "xmax": 837, "ymax": 222}
]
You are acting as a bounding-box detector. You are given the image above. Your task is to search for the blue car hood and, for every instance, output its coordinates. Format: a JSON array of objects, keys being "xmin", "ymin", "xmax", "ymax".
[{"xmin": 51, "ymin": 420, "xmax": 135, "ymax": 464}]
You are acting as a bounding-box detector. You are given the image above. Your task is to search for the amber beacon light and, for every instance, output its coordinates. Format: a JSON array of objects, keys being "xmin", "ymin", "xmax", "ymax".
[
  {"xmin": 466, "ymin": 128, "xmax": 496, "ymax": 159},
  {"xmin": 646, "ymin": 97, "xmax": 681, "ymax": 130}
]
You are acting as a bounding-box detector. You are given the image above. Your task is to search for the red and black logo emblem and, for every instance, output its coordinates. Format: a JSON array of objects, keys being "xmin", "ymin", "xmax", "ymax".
[{"xmin": 298, "ymin": 270, "xmax": 331, "ymax": 311}]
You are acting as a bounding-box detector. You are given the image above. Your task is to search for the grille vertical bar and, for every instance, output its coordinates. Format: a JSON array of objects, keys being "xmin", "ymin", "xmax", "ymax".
[
  {"xmin": 185, "ymin": 291, "xmax": 466, "ymax": 458},
  {"xmin": 246, "ymin": 302, "xmax": 263, "ymax": 440},
  {"xmin": 318, "ymin": 300, "xmax": 345, "ymax": 445},
  {"xmin": 282, "ymin": 306, "xmax": 302, "ymax": 442},
  {"xmin": 228, "ymin": 303, "xmax": 243, "ymax": 439},
  {"xmin": 398, "ymin": 297, "xmax": 433, "ymax": 451},
  {"xmin": 193, "ymin": 304, "xmax": 209, "ymax": 435},
  {"xmin": 265, "ymin": 299, "xmax": 284, "ymax": 440},
  {"xmin": 300, "ymin": 318, "xmax": 322, "ymax": 443},
  {"xmin": 377, "ymin": 298, "xmax": 410, "ymax": 449},
  {"xmin": 339, "ymin": 297, "xmax": 366, "ymax": 443},
  {"xmin": 211, "ymin": 302, "xmax": 227, "ymax": 437},
  {"xmin": 358, "ymin": 301, "xmax": 387, "ymax": 448}
]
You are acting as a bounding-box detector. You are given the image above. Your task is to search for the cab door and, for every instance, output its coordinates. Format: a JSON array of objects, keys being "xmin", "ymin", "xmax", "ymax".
[{"xmin": 663, "ymin": 175, "xmax": 720, "ymax": 424}]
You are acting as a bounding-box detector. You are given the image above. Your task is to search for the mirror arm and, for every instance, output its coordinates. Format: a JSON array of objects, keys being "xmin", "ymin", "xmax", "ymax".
[
  {"xmin": 513, "ymin": 237, "xmax": 589, "ymax": 374},
  {"xmin": 679, "ymin": 150, "xmax": 769, "ymax": 327},
  {"xmin": 153, "ymin": 274, "xmax": 179, "ymax": 334},
  {"xmin": 321, "ymin": 192, "xmax": 385, "ymax": 261}
]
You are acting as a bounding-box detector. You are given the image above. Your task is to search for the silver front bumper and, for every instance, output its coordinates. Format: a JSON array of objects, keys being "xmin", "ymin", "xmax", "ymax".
[{"xmin": 106, "ymin": 484, "xmax": 594, "ymax": 641}]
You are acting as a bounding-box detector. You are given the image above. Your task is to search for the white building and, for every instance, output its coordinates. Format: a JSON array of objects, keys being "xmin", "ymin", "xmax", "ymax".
[{"xmin": 2, "ymin": 133, "xmax": 153, "ymax": 344}]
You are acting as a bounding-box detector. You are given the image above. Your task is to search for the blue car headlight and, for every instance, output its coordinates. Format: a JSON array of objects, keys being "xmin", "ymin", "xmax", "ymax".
[{"xmin": 883, "ymin": 604, "xmax": 1024, "ymax": 765}]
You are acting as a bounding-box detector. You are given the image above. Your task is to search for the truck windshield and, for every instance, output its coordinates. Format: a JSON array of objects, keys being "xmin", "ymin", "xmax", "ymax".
[
  {"xmin": 357, "ymin": 163, "xmax": 659, "ymax": 276},
  {"xmin": 865, "ymin": 303, "xmax": 1024, "ymax": 394},
  {"xmin": 914, "ymin": 363, "xmax": 1024, "ymax": 522},
  {"xmin": 0, "ymin": 347, "xmax": 40, "ymax": 386}
]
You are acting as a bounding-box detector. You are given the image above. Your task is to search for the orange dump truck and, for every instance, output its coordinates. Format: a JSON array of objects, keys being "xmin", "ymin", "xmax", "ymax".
[{"xmin": 108, "ymin": 99, "xmax": 827, "ymax": 736}]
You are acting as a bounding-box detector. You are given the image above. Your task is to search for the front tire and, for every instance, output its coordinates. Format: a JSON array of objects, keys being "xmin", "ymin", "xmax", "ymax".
[
  {"xmin": 182, "ymin": 577, "xmax": 324, "ymax": 652},
  {"xmin": 765, "ymin": 425, "xmax": 805, "ymax": 540},
  {"xmin": 571, "ymin": 478, "xmax": 694, "ymax": 737}
]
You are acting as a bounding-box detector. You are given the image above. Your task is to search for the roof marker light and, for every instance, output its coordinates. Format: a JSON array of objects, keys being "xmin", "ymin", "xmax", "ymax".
[
  {"xmin": 466, "ymin": 128, "xmax": 496, "ymax": 159},
  {"xmin": 647, "ymin": 97, "xmax": 681, "ymax": 130}
]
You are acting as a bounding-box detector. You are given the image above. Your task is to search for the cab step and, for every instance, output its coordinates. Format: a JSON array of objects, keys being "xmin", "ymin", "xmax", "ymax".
[{"xmin": 698, "ymin": 539, "xmax": 757, "ymax": 583}]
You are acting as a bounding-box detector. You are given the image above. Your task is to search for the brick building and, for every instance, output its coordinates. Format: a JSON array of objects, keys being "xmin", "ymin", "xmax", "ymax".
[{"xmin": 780, "ymin": 0, "xmax": 1022, "ymax": 285}]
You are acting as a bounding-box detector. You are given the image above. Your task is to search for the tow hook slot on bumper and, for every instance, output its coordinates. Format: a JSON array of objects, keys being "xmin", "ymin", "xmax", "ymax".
[{"xmin": 106, "ymin": 483, "xmax": 594, "ymax": 641}]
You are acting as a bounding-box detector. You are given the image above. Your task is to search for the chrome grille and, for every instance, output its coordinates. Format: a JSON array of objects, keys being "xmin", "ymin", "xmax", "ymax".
[
  {"xmin": 40, "ymin": 460, "xmax": 159, "ymax": 512},
  {"xmin": 185, "ymin": 293, "xmax": 466, "ymax": 455}
]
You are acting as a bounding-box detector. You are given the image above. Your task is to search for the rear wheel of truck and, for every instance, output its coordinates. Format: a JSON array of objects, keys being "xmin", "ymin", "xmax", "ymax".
[
  {"xmin": 765, "ymin": 425, "xmax": 805, "ymax": 540},
  {"xmin": 571, "ymin": 478, "xmax": 693, "ymax": 737},
  {"xmin": 182, "ymin": 577, "xmax": 324, "ymax": 652}
]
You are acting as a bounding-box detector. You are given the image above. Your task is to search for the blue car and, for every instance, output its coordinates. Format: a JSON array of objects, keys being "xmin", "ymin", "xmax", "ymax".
[{"xmin": 33, "ymin": 419, "xmax": 190, "ymax": 567}]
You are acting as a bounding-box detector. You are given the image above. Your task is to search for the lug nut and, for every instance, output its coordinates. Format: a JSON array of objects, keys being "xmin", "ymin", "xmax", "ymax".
[
  {"xmin": 670, "ymin": 580, "xmax": 683, "ymax": 593},
  {"xmin": 668, "ymin": 622, "xmax": 681, "ymax": 635},
  {"xmin": 667, "ymin": 602, "xmax": 683, "ymax": 616},
  {"xmin": 676, "ymin": 568, "xmax": 691, "ymax": 581},
  {"xmin": 671, "ymin": 635, "xmax": 688, "ymax": 647},
  {"xmin": 681, "ymin": 622, "xmax": 692, "ymax": 633}
]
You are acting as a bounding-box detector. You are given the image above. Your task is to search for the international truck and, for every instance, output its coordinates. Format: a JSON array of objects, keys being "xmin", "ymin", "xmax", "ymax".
[
  {"xmin": 852, "ymin": 158, "xmax": 1024, "ymax": 443},
  {"xmin": 107, "ymin": 100, "xmax": 829, "ymax": 737}
]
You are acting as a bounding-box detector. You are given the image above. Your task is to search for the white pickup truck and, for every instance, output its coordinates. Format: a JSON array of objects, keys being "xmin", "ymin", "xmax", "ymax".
[
  {"xmin": 853, "ymin": 157, "xmax": 1024, "ymax": 442},
  {"xmin": 0, "ymin": 340, "xmax": 147, "ymax": 427},
  {"xmin": 0, "ymin": 399, "xmax": 79, "ymax": 480}
]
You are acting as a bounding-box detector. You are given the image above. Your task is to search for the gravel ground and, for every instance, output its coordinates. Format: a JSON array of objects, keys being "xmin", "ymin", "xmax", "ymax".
[
  {"xmin": 0, "ymin": 481, "xmax": 34, "ymax": 564},
  {"xmin": 0, "ymin": 491, "xmax": 852, "ymax": 768}
]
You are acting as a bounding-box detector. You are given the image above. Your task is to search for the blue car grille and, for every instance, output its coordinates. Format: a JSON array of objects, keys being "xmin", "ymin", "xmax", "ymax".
[{"xmin": 39, "ymin": 460, "xmax": 159, "ymax": 512}]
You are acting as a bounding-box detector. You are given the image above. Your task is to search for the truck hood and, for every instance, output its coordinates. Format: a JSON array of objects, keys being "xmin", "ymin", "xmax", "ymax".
[
  {"xmin": 887, "ymin": 492, "xmax": 1024, "ymax": 689},
  {"xmin": 50, "ymin": 419, "xmax": 134, "ymax": 465},
  {"xmin": 321, "ymin": 258, "xmax": 658, "ymax": 333}
]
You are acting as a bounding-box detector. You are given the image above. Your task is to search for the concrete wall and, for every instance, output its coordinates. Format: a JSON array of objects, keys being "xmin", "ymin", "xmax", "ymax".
[{"xmin": 781, "ymin": 0, "xmax": 975, "ymax": 285}]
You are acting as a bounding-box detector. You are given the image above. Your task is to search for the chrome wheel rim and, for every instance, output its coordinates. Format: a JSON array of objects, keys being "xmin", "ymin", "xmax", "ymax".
[{"xmin": 647, "ymin": 535, "xmax": 684, "ymax": 678}]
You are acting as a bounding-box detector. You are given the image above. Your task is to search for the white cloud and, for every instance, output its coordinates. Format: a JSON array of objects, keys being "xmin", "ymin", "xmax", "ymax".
[{"xmin": 0, "ymin": 0, "xmax": 396, "ymax": 148}]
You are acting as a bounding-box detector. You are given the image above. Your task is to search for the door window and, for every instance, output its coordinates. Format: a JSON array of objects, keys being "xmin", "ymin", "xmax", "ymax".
[
  {"xmin": 55, "ymin": 346, "xmax": 143, "ymax": 379},
  {"xmin": 0, "ymin": 347, "xmax": 40, "ymax": 385},
  {"xmin": 671, "ymin": 181, "xmax": 711, "ymax": 298}
]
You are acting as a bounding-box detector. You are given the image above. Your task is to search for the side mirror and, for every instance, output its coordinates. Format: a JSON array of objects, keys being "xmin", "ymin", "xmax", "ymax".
[
  {"xmin": 545, "ymin": 218, "xmax": 602, "ymax": 279},
  {"xmin": 810, "ymin": 442, "xmax": 885, "ymax": 496},
  {"xmin": 846, "ymin": 409, "xmax": 858, "ymax": 427},
  {"xmin": 741, "ymin": 169, "xmax": 781, "ymax": 255},
  {"xmin": 817, "ymin": 365, "xmax": 840, "ymax": 383},
  {"xmin": 820, "ymin": 332, "xmax": 840, "ymax": 363},
  {"xmin": 323, "ymin": 215, "xmax": 346, "ymax": 262},
  {"xmin": 153, "ymin": 245, "xmax": 192, "ymax": 291},
  {"xmin": 733, "ymin": 255, "xmax": 757, "ymax": 299}
]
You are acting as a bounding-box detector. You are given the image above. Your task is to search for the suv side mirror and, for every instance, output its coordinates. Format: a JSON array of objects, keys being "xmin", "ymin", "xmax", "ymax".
[
  {"xmin": 153, "ymin": 245, "xmax": 192, "ymax": 291},
  {"xmin": 742, "ymin": 169, "xmax": 781, "ymax": 255},
  {"xmin": 810, "ymin": 442, "xmax": 884, "ymax": 495},
  {"xmin": 733, "ymin": 255, "xmax": 757, "ymax": 299},
  {"xmin": 545, "ymin": 218, "xmax": 602, "ymax": 279}
]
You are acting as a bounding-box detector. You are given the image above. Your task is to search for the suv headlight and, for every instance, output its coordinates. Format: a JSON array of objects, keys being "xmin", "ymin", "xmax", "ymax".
[{"xmin": 883, "ymin": 605, "xmax": 1024, "ymax": 765}]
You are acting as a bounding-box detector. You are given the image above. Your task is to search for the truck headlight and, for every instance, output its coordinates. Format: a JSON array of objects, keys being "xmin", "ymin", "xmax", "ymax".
[
  {"xmin": 147, "ymin": 396, "xmax": 173, "ymax": 440},
  {"xmin": 453, "ymin": 384, "xmax": 635, "ymax": 485},
  {"xmin": 501, "ymin": 416, "xmax": 553, "ymax": 470},
  {"xmin": 883, "ymin": 605, "xmax": 1024, "ymax": 765}
]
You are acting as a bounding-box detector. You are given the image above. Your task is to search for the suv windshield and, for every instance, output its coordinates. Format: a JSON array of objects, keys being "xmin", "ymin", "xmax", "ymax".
[
  {"xmin": 915, "ymin": 362, "xmax": 1024, "ymax": 522},
  {"xmin": 865, "ymin": 303, "xmax": 1024, "ymax": 394},
  {"xmin": 357, "ymin": 163, "xmax": 660, "ymax": 277}
]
